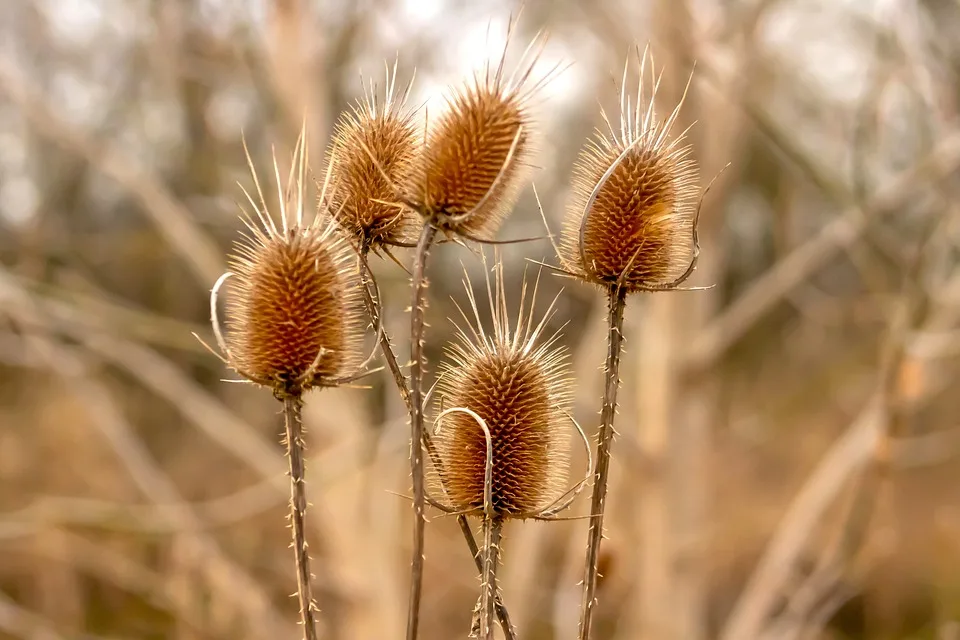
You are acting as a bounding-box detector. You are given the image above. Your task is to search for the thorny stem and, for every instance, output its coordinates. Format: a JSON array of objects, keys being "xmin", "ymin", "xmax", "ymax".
[
  {"xmin": 358, "ymin": 242, "xmax": 411, "ymax": 409},
  {"xmin": 578, "ymin": 285, "xmax": 627, "ymax": 640},
  {"xmin": 406, "ymin": 221, "xmax": 438, "ymax": 640},
  {"xmin": 478, "ymin": 517, "xmax": 504, "ymax": 640},
  {"xmin": 459, "ymin": 517, "xmax": 516, "ymax": 638},
  {"xmin": 357, "ymin": 243, "xmax": 517, "ymax": 639},
  {"xmin": 282, "ymin": 393, "xmax": 319, "ymax": 640}
]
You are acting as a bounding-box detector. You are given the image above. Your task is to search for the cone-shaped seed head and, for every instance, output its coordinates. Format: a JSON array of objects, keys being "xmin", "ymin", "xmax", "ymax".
[
  {"xmin": 220, "ymin": 134, "xmax": 365, "ymax": 392},
  {"xmin": 409, "ymin": 32, "xmax": 545, "ymax": 240},
  {"xmin": 326, "ymin": 63, "xmax": 421, "ymax": 248},
  {"xmin": 559, "ymin": 50, "xmax": 699, "ymax": 293},
  {"xmin": 433, "ymin": 260, "xmax": 572, "ymax": 518}
]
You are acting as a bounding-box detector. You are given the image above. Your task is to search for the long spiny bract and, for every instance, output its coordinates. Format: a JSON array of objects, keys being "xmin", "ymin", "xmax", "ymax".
[
  {"xmin": 326, "ymin": 60, "xmax": 421, "ymax": 249},
  {"xmin": 408, "ymin": 31, "xmax": 548, "ymax": 241},
  {"xmin": 559, "ymin": 46, "xmax": 699, "ymax": 293},
  {"xmin": 432, "ymin": 258, "xmax": 573, "ymax": 518},
  {"xmin": 218, "ymin": 128, "xmax": 365, "ymax": 393}
]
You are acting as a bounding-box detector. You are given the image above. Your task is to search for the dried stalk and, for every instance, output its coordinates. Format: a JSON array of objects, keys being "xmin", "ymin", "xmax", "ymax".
[
  {"xmin": 406, "ymin": 221, "xmax": 439, "ymax": 640},
  {"xmin": 282, "ymin": 393, "xmax": 319, "ymax": 640},
  {"xmin": 357, "ymin": 243, "xmax": 411, "ymax": 409},
  {"xmin": 357, "ymin": 243, "xmax": 516, "ymax": 639},
  {"xmin": 579, "ymin": 284, "xmax": 627, "ymax": 640},
  {"xmin": 478, "ymin": 517, "xmax": 504, "ymax": 640},
  {"xmin": 458, "ymin": 516, "xmax": 515, "ymax": 638}
]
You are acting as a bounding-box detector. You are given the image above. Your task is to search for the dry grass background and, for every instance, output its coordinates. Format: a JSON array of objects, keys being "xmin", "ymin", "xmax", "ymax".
[{"xmin": 1, "ymin": 0, "xmax": 960, "ymax": 638}]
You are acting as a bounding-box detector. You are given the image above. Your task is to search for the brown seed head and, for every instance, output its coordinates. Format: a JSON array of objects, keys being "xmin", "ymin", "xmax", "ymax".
[
  {"xmin": 432, "ymin": 259, "xmax": 572, "ymax": 518},
  {"xmin": 559, "ymin": 48, "xmax": 699, "ymax": 293},
  {"xmin": 214, "ymin": 132, "xmax": 365, "ymax": 394},
  {"xmin": 408, "ymin": 30, "xmax": 547, "ymax": 240},
  {"xmin": 326, "ymin": 62, "xmax": 421, "ymax": 249}
]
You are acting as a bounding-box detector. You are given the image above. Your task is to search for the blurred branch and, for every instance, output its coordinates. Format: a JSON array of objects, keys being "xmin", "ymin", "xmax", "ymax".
[
  {"xmin": 686, "ymin": 130, "xmax": 960, "ymax": 373},
  {"xmin": 719, "ymin": 396, "xmax": 884, "ymax": 640},
  {"xmin": 0, "ymin": 271, "xmax": 292, "ymax": 639},
  {"xmin": 3, "ymin": 280, "xmax": 284, "ymax": 484},
  {"xmin": 14, "ymin": 274, "xmax": 209, "ymax": 353},
  {"xmin": 723, "ymin": 208, "xmax": 958, "ymax": 639},
  {"xmin": 18, "ymin": 530, "xmax": 218, "ymax": 639},
  {"xmin": 0, "ymin": 590, "xmax": 97, "ymax": 640},
  {"xmin": 0, "ymin": 60, "xmax": 224, "ymax": 287}
]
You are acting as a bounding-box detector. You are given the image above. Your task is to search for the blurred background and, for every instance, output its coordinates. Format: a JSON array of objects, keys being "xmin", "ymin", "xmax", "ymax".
[{"xmin": 1, "ymin": 0, "xmax": 960, "ymax": 638}]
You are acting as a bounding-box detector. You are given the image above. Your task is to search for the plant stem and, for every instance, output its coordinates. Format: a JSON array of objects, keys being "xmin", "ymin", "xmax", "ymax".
[
  {"xmin": 458, "ymin": 516, "xmax": 516, "ymax": 639},
  {"xmin": 282, "ymin": 393, "xmax": 319, "ymax": 640},
  {"xmin": 358, "ymin": 243, "xmax": 411, "ymax": 409},
  {"xmin": 406, "ymin": 222, "xmax": 438, "ymax": 640},
  {"xmin": 357, "ymin": 245, "xmax": 517, "ymax": 640},
  {"xmin": 479, "ymin": 516, "xmax": 504, "ymax": 640},
  {"xmin": 578, "ymin": 284, "xmax": 627, "ymax": 640}
]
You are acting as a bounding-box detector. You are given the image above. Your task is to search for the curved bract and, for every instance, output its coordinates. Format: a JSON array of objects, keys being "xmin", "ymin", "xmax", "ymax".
[
  {"xmin": 211, "ymin": 129, "xmax": 365, "ymax": 394},
  {"xmin": 407, "ymin": 30, "xmax": 548, "ymax": 240},
  {"xmin": 326, "ymin": 61, "xmax": 421, "ymax": 249},
  {"xmin": 432, "ymin": 257, "xmax": 574, "ymax": 519},
  {"xmin": 559, "ymin": 47, "xmax": 700, "ymax": 294}
]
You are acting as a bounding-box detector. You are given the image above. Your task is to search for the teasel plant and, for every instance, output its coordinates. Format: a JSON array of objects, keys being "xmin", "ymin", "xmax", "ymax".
[
  {"xmin": 536, "ymin": 46, "xmax": 722, "ymax": 640},
  {"xmin": 426, "ymin": 254, "xmax": 592, "ymax": 639},
  {"xmin": 323, "ymin": 59, "xmax": 521, "ymax": 635},
  {"xmin": 198, "ymin": 128, "xmax": 379, "ymax": 640},
  {"xmin": 352, "ymin": 20, "xmax": 557, "ymax": 640},
  {"xmin": 324, "ymin": 59, "xmax": 420, "ymax": 406}
]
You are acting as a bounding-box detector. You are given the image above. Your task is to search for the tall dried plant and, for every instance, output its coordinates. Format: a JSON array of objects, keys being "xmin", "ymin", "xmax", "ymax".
[
  {"xmin": 323, "ymin": 60, "xmax": 520, "ymax": 635},
  {"xmin": 324, "ymin": 60, "xmax": 421, "ymax": 405},
  {"xmin": 548, "ymin": 47, "xmax": 707, "ymax": 640},
  {"xmin": 397, "ymin": 23, "xmax": 549, "ymax": 640},
  {"xmin": 196, "ymin": 29, "xmax": 713, "ymax": 640},
  {"xmin": 426, "ymin": 256, "xmax": 591, "ymax": 639},
  {"xmin": 201, "ymin": 129, "xmax": 371, "ymax": 640}
]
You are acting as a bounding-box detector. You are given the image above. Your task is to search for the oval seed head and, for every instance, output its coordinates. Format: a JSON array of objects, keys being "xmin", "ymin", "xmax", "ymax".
[
  {"xmin": 219, "ymin": 133, "xmax": 365, "ymax": 393},
  {"xmin": 559, "ymin": 49, "xmax": 699, "ymax": 293},
  {"xmin": 433, "ymin": 260, "xmax": 572, "ymax": 518},
  {"xmin": 408, "ymin": 30, "xmax": 547, "ymax": 240},
  {"xmin": 325, "ymin": 63, "xmax": 421, "ymax": 249}
]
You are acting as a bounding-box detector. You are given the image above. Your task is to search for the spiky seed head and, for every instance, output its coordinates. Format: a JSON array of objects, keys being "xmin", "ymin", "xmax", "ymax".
[
  {"xmin": 433, "ymin": 259, "xmax": 572, "ymax": 518},
  {"xmin": 559, "ymin": 49, "xmax": 699, "ymax": 293},
  {"xmin": 216, "ymin": 133, "xmax": 365, "ymax": 394},
  {"xmin": 408, "ymin": 31, "xmax": 546, "ymax": 240},
  {"xmin": 325, "ymin": 63, "xmax": 421, "ymax": 249}
]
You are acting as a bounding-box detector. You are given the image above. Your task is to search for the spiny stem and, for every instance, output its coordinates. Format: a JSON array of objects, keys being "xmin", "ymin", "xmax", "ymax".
[
  {"xmin": 406, "ymin": 221, "xmax": 438, "ymax": 640},
  {"xmin": 459, "ymin": 517, "xmax": 516, "ymax": 639},
  {"xmin": 282, "ymin": 393, "xmax": 319, "ymax": 640},
  {"xmin": 479, "ymin": 516, "xmax": 504, "ymax": 640},
  {"xmin": 578, "ymin": 285, "xmax": 627, "ymax": 640},
  {"xmin": 359, "ymin": 245, "xmax": 518, "ymax": 639},
  {"xmin": 358, "ymin": 244, "xmax": 411, "ymax": 409}
]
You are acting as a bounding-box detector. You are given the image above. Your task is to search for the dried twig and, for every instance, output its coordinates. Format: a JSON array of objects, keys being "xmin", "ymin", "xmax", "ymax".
[
  {"xmin": 578, "ymin": 285, "xmax": 627, "ymax": 639},
  {"xmin": 406, "ymin": 222, "xmax": 439, "ymax": 640}
]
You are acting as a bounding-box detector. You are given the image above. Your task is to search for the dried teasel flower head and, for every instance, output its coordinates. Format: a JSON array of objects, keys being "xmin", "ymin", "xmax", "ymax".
[
  {"xmin": 325, "ymin": 59, "xmax": 421, "ymax": 250},
  {"xmin": 407, "ymin": 23, "xmax": 551, "ymax": 241},
  {"xmin": 430, "ymin": 255, "xmax": 587, "ymax": 520},
  {"xmin": 206, "ymin": 128, "xmax": 367, "ymax": 396},
  {"xmin": 558, "ymin": 46, "xmax": 701, "ymax": 293}
]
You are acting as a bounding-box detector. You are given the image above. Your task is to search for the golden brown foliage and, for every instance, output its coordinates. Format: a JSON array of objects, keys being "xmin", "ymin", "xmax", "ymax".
[{"xmin": 560, "ymin": 50, "xmax": 699, "ymax": 292}]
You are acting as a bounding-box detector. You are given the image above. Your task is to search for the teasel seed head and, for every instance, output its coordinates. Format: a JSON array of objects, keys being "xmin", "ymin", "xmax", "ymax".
[
  {"xmin": 432, "ymin": 257, "xmax": 575, "ymax": 519},
  {"xmin": 209, "ymin": 128, "xmax": 366, "ymax": 395},
  {"xmin": 407, "ymin": 27, "xmax": 549, "ymax": 241},
  {"xmin": 559, "ymin": 47, "xmax": 700, "ymax": 293},
  {"xmin": 325, "ymin": 60, "xmax": 421, "ymax": 250}
]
